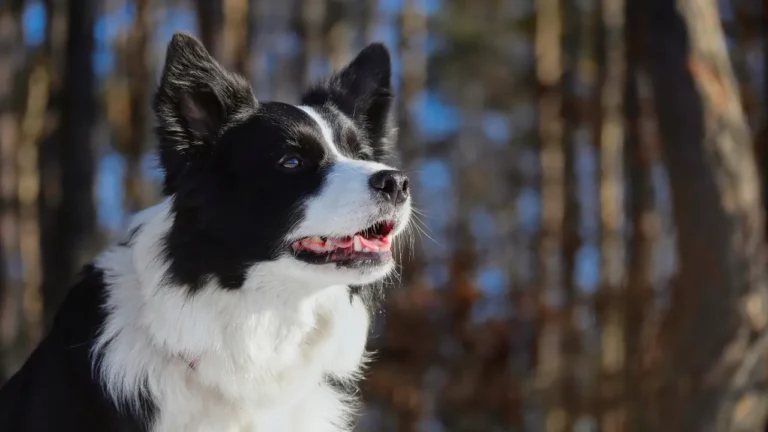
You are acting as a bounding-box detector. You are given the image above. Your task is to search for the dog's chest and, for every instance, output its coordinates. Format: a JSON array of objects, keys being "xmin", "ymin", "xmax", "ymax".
[
  {"xmin": 148, "ymin": 290, "xmax": 370, "ymax": 432},
  {"xmin": 151, "ymin": 381, "xmax": 348, "ymax": 432}
]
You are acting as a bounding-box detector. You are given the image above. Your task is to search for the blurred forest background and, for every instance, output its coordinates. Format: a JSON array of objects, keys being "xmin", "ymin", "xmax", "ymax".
[{"xmin": 0, "ymin": 0, "xmax": 768, "ymax": 431}]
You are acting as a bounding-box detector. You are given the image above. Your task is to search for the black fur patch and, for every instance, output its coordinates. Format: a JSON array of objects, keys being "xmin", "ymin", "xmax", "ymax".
[{"xmin": 0, "ymin": 265, "xmax": 157, "ymax": 431}]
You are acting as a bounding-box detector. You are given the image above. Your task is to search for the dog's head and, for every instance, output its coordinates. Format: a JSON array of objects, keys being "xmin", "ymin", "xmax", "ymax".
[{"xmin": 153, "ymin": 33, "xmax": 411, "ymax": 291}]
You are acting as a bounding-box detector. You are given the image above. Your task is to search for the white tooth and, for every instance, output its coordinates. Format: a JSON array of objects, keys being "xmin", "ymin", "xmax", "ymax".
[
  {"xmin": 311, "ymin": 236, "xmax": 323, "ymax": 243},
  {"xmin": 353, "ymin": 236, "xmax": 362, "ymax": 252},
  {"xmin": 362, "ymin": 247, "xmax": 371, "ymax": 253}
]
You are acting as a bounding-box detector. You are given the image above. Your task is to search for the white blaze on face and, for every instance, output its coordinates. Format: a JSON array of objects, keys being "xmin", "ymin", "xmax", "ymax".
[{"xmin": 290, "ymin": 106, "xmax": 405, "ymax": 240}]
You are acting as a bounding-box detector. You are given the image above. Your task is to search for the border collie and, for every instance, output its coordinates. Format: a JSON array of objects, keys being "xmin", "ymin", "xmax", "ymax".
[{"xmin": 0, "ymin": 33, "xmax": 411, "ymax": 431}]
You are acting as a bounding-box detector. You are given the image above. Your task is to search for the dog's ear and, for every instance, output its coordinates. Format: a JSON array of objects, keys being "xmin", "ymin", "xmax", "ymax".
[
  {"xmin": 301, "ymin": 43, "xmax": 395, "ymax": 162},
  {"xmin": 153, "ymin": 32, "xmax": 256, "ymax": 195}
]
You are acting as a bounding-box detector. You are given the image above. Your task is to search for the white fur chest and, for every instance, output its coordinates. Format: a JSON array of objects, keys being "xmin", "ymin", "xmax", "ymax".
[
  {"xmin": 146, "ymin": 287, "xmax": 370, "ymax": 432},
  {"xmin": 93, "ymin": 205, "xmax": 372, "ymax": 432}
]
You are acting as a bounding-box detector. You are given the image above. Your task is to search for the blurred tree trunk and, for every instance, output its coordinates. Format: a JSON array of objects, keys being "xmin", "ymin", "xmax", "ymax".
[
  {"xmin": 326, "ymin": 0, "xmax": 352, "ymax": 72},
  {"xmin": 623, "ymin": 1, "xmax": 655, "ymax": 430},
  {"xmin": 397, "ymin": 0, "xmax": 424, "ymax": 154},
  {"xmin": 17, "ymin": 62, "xmax": 47, "ymax": 359},
  {"xmin": 728, "ymin": 0, "xmax": 761, "ymax": 133},
  {"xmin": 223, "ymin": 0, "xmax": 251, "ymax": 75},
  {"xmin": 18, "ymin": 0, "xmax": 71, "ymax": 365},
  {"xmin": 760, "ymin": 0, "xmax": 768, "ymax": 245},
  {"xmin": 437, "ymin": 6, "xmax": 494, "ymax": 425},
  {"xmin": 297, "ymin": 0, "xmax": 326, "ymax": 85},
  {"xmin": 195, "ymin": 0, "xmax": 223, "ymax": 58},
  {"xmin": 595, "ymin": 0, "xmax": 626, "ymax": 428},
  {"xmin": 730, "ymin": 1, "xmax": 766, "ymax": 248},
  {"xmin": 380, "ymin": 2, "xmax": 430, "ymax": 430},
  {"xmin": 249, "ymin": 0, "xmax": 269, "ymax": 95},
  {"xmin": 643, "ymin": 0, "xmax": 768, "ymax": 430},
  {"xmin": 40, "ymin": 0, "xmax": 97, "ymax": 329},
  {"xmin": 534, "ymin": 0, "xmax": 564, "ymax": 430},
  {"xmin": 272, "ymin": 0, "xmax": 299, "ymax": 101},
  {"xmin": 560, "ymin": 0, "xmax": 582, "ymax": 428},
  {"xmin": 123, "ymin": 0, "xmax": 153, "ymax": 212},
  {"xmin": 0, "ymin": 1, "xmax": 24, "ymax": 381},
  {"xmin": 360, "ymin": 0, "xmax": 378, "ymax": 45}
]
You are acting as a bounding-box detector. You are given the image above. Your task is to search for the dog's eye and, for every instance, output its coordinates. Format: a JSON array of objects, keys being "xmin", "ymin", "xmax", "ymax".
[{"xmin": 279, "ymin": 155, "xmax": 303, "ymax": 170}]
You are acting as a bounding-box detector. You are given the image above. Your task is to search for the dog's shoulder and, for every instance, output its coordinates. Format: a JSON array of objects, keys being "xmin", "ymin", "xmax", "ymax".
[{"xmin": 0, "ymin": 265, "xmax": 154, "ymax": 432}]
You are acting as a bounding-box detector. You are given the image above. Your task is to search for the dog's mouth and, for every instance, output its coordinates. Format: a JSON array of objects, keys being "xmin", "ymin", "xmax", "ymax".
[{"xmin": 291, "ymin": 220, "xmax": 396, "ymax": 266}]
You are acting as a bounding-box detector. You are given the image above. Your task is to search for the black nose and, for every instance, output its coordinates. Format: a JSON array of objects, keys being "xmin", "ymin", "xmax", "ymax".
[{"xmin": 369, "ymin": 170, "xmax": 410, "ymax": 204}]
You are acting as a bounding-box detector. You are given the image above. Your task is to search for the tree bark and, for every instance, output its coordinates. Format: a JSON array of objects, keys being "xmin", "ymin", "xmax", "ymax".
[
  {"xmin": 0, "ymin": 1, "xmax": 24, "ymax": 382},
  {"xmin": 40, "ymin": 0, "xmax": 98, "ymax": 329},
  {"xmin": 560, "ymin": 0, "xmax": 582, "ymax": 428},
  {"xmin": 760, "ymin": 0, "xmax": 768, "ymax": 247},
  {"xmin": 123, "ymin": 0, "xmax": 153, "ymax": 213},
  {"xmin": 534, "ymin": 0, "xmax": 564, "ymax": 430},
  {"xmin": 623, "ymin": 1, "xmax": 655, "ymax": 430},
  {"xmin": 595, "ymin": 0, "xmax": 627, "ymax": 428},
  {"xmin": 325, "ymin": 0, "xmax": 352, "ymax": 72},
  {"xmin": 195, "ymin": 0, "xmax": 223, "ymax": 59},
  {"xmin": 223, "ymin": 0, "xmax": 251, "ymax": 75},
  {"xmin": 643, "ymin": 0, "xmax": 768, "ymax": 430},
  {"xmin": 297, "ymin": 0, "xmax": 326, "ymax": 86}
]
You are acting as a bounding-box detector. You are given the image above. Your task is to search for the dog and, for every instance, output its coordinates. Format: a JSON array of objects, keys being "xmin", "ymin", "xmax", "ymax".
[{"xmin": 0, "ymin": 32, "xmax": 411, "ymax": 432}]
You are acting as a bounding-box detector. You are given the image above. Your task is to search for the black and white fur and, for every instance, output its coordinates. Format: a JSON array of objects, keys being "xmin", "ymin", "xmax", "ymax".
[{"xmin": 0, "ymin": 33, "xmax": 411, "ymax": 432}]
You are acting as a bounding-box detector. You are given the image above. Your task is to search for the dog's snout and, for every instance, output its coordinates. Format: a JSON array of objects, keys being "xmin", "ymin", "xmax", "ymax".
[{"xmin": 369, "ymin": 170, "xmax": 410, "ymax": 204}]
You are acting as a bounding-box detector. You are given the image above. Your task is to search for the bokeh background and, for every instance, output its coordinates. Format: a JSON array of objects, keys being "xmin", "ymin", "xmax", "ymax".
[{"xmin": 1, "ymin": 0, "xmax": 768, "ymax": 431}]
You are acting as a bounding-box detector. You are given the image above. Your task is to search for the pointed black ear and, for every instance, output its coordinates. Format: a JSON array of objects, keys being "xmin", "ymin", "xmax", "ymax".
[
  {"xmin": 153, "ymin": 32, "xmax": 256, "ymax": 195},
  {"xmin": 301, "ymin": 43, "xmax": 395, "ymax": 160}
]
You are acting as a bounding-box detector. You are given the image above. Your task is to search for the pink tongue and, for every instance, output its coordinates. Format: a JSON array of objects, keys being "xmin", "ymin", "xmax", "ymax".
[{"xmin": 356, "ymin": 234, "xmax": 391, "ymax": 251}]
